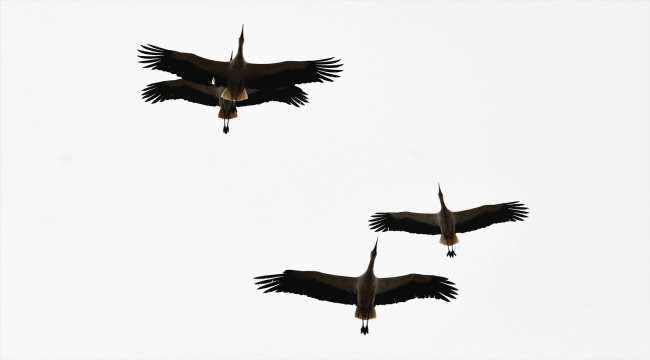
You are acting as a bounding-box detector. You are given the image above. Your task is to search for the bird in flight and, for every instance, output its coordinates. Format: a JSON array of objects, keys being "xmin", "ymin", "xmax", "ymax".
[
  {"xmin": 138, "ymin": 25, "xmax": 342, "ymax": 104},
  {"xmin": 254, "ymin": 239, "xmax": 457, "ymax": 335},
  {"xmin": 141, "ymin": 79, "xmax": 308, "ymax": 134},
  {"xmin": 369, "ymin": 184, "xmax": 528, "ymax": 258}
]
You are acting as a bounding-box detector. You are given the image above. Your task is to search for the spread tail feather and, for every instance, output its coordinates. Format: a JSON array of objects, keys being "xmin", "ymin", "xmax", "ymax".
[
  {"xmin": 218, "ymin": 108, "xmax": 237, "ymax": 120},
  {"xmin": 439, "ymin": 234, "xmax": 459, "ymax": 246},
  {"xmin": 221, "ymin": 88, "xmax": 248, "ymax": 101},
  {"xmin": 355, "ymin": 306, "xmax": 376, "ymax": 320}
]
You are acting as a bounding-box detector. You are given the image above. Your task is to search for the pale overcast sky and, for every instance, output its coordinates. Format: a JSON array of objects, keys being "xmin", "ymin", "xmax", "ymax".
[{"xmin": 1, "ymin": 1, "xmax": 648, "ymax": 359}]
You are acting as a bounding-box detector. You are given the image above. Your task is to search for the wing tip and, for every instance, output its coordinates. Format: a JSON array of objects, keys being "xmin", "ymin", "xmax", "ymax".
[
  {"xmin": 506, "ymin": 201, "xmax": 529, "ymax": 220},
  {"xmin": 368, "ymin": 212, "xmax": 390, "ymax": 232},
  {"xmin": 253, "ymin": 273, "xmax": 283, "ymax": 280}
]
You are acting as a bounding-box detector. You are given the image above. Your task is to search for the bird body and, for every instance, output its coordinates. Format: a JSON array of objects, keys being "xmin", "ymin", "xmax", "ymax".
[
  {"xmin": 437, "ymin": 198, "xmax": 459, "ymax": 247},
  {"xmin": 355, "ymin": 256, "xmax": 378, "ymax": 322},
  {"xmin": 369, "ymin": 184, "xmax": 528, "ymax": 257},
  {"xmin": 255, "ymin": 239, "xmax": 457, "ymax": 335},
  {"xmin": 222, "ymin": 30, "xmax": 248, "ymax": 102}
]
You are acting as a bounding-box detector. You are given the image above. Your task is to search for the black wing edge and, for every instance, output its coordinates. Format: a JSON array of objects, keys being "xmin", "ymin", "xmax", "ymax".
[
  {"xmin": 254, "ymin": 270, "xmax": 356, "ymax": 305},
  {"xmin": 311, "ymin": 57, "xmax": 344, "ymax": 83},
  {"xmin": 282, "ymin": 86, "xmax": 309, "ymax": 107},
  {"xmin": 246, "ymin": 58, "xmax": 343, "ymax": 89},
  {"xmin": 375, "ymin": 276, "xmax": 458, "ymax": 306},
  {"xmin": 254, "ymin": 273, "xmax": 286, "ymax": 292},
  {"xmin": 140, "ymin": 81, "xmax": 218, "ymax": 107},
  {"xmin": 137, "ymin": 44, "xmax": 217, "ymax": 85},
  {"xmin": 368, "ymin": 212, "xmax": 391, "ymax": 232},
  {"xmin": 368, "ymin": 212, "xmax": 441, "ymax": 235},
  {"xmin": 138, "ymin": 44, "xmax": 171, "ymax": 69},
  {"xmin": 504, "ymin": 201, "xmax": 529, "ymax": 221},
  {"xmin": 238, "ymin": 86, "xmax": 309, "ymax": 108},
  {"xmin": 140, "ymin": 82, "xmax": 171, "ymax": 104},
  {"xmin": 454, "ymin": 201, "xmax": 529, "ymax": 234}
]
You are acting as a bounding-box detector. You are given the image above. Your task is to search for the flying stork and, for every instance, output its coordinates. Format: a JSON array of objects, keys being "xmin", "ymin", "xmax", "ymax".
[
  {"xmin": 141, "ymin": 79, "xmax": 308, "ymax": 134},
  {"xmin": 254, "ymin": 239, "xmax": 457, "ymax": 335},
  {"xmin": 138, "ymin": 25, "xmax": 342, "ymax": 103},
  {"xmin": 369, "ymin": 184, "xmax": 528, "ymax": 258}
]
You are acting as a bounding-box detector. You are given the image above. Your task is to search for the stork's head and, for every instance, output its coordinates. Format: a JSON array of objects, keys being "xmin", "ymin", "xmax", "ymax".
[
  {"xmin": 371, "ymin": 238, "xmax": 378, "ymax": 258},
  {"xmin": 239, "ymin": 25, "xmax": 245, "ymax": 44},
  {"xmin": 438, "ymin": 183, "xmax": 444, "ymax": 199}
]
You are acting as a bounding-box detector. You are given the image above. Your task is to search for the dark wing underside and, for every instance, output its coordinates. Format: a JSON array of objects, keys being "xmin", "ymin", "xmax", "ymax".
[
  {"xmin": 141, "ymin": 79, "xmax": 220, "ymax": 107},
  {"xmin": 255, "ymin": 270, "xmax": 357, "ymax": 305},
  {"xmin": 369, "ymin": 212, "xmax": 442, "ymax": 235},
  {"xmin": 454, "ymin": 201, "xmax": 528, "ymax": 234},
  {"xmin": 138, "ymin": 44, "xmax": 229, "ymax": 86},
  {"xmin": 375, "ymin": 274, "xmax": 458, "ymax": 305},
  {"xmin": 238, "ymin": 86, "xmax": 309, "ymax": 108},
  {"xmin": 245, "ymin": 58, "xmax": 343, "ymax": 89}
]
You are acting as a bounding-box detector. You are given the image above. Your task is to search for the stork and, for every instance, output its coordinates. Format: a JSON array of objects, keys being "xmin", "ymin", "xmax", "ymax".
[
  {"xmin": 138, "ymin": 25, "xmax": 342, "ymax": 103},
  {"xmin": 369, "ymin": 184, "xmax": 528, "ymax": 258},
  {"xmin": 141, "ymin": 79, "xmax": 308, "ymax": 134},
  {"xmin": 254, "ymin": 239, "xmax": 457, "ymax": 335}
]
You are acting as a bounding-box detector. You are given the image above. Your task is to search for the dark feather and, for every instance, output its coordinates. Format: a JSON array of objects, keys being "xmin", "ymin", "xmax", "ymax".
[
  {"xmin": 369, "ymin": 212, "xmax": 442, "ymax": 235},
  {"xmin": 138, "ymin": 44, "xmax": 228, "ymax": 86},
  {"xmin": 141, "ymin": 79, "xmax": 219, "ymax": 107},
  {"xmin": 254, "ymin": 270, "xmax": 356, "ymax": 306},
  {"xmin": 239, "ymin": 86, "xmax": 309, "ymax": 108},
  {"xmin": 246, "ymin": 58, "xmax": 343, "ymax": 89},
  {"xmin": 141, "ymin": 80, "xmax": 309, "ymax": 110},
  {"xmin": 375, "ymin": 275, "xmax": 458, "ymax": 306},
  {"xmin": 454, "ymin": 201, "xmax": 528, "ymax": 234}
]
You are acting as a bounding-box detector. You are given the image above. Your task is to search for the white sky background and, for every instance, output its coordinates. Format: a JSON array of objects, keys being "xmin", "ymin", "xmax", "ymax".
[{"xmin": 1, "ymin": 1, "xmax": 649, "ymax": 359}]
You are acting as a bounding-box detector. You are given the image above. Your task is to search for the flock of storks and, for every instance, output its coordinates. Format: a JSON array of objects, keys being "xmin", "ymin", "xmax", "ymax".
[{"xmin": 138, "ymin": 26, "xmax": 529, "ymax": 335}]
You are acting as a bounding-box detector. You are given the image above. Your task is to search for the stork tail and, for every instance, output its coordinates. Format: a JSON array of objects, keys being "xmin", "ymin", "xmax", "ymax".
[
  {"xmin": 221, "ymin": 88, "xmax": 248, "ymax": 101},
  {"xmin": 439, "ymin": 234, "xmax": 459, "ymax": 246},
  {"xmin": 218, "ymin": 108, "xmax": 238, "ymax": 120},
  {"xmin": 355, "ymin": 306, "xmax": 376, "ymax": 320}
]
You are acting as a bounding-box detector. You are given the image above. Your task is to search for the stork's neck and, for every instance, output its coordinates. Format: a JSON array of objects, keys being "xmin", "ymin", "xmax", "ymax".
[
  {"xmin": 439, "ymin": 196, "xmax": 448, "ymax": 211},
  {"xmin": 365, "ymin": 255, "xmax": 376, "ymax": 275},
  {"xmin": 233, "ymin": 40, "xmax": 245, "ymax": 64}
]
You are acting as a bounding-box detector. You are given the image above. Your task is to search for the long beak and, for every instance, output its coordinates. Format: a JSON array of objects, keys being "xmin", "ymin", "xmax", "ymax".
[
  {"xmin": 240, "ymin": 24, "xmax": 244, "ymax": 39},
  {"xmin": 373, "ymin": 238, "xmax": 378, "ymax": 252},
  {"xmin": 438, "ymin": 183, "xmax": 441, "ymax": 194}
]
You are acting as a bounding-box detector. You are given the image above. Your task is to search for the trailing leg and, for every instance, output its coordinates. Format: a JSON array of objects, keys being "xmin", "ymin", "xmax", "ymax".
[{"xmin": 360, "ymin": 319, "xmax": 369, "ymax": 335}]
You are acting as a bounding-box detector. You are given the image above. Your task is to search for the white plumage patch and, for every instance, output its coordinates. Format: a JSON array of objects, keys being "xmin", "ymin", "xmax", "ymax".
[{"xmin": 221, "ymin": 88, "xmax": 248, "ymax": 101}]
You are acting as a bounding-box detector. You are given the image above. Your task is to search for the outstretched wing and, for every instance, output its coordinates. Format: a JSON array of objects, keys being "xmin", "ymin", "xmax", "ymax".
[
  {"xmin": 454, "ymin": 202, "xmax": 528, "ymax": 234},
  {"xmin": 141, "ymin": 79, "xmax": 221, "ymax": 107},
  {"xmin": 138, "ymin": 44, "xmax": 229, "ymax": 86},
  {"xmin": 375, "ymin": 274, "xmax": 458, "ymax": 305},
  {"xmin": 369, "ymin": 212, "xmax": 441, "ymax": 235},
  {"xmin": 254, "ymin": 270, "xmax": 357, "ymax": 305},
  {"xmin": 245, "ymin": 58, "xmax": 343, "ymax": 89},
  {"xmin": 238, "ymin": 86, "xmax": 309, "ymax": 108}
]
